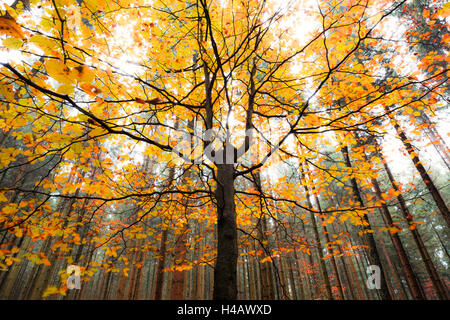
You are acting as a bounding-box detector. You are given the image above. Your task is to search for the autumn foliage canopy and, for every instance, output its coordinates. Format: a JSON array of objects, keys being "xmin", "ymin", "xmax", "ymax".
[{"xmin": 0, "ymin": 0, "xmax": 448, "ymax": 300}]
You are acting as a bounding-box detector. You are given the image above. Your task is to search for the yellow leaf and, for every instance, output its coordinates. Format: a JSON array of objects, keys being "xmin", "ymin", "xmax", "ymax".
[
  {"xmin": 2, "ymin": 37, "xmax": 23, "ymax": 49},
  {"xmin": 42, "ymin": 286, "xmax": 59, "ymax": 298},
  {"xmin": 260, "ymin": 256, "xmax": 273, "ymax": 263},
  {"xmin": 29, "ymin": 35, "xmax": 57, "ymax": 54},
  {"xmin": 83, "ymin": 0, "xmax": 106, "ymax": 11},
  {"xmin": 57, "ymin": 84, "xmax": 75, "ymax": 95},
  {"xmin": 15, "ymin": 228, "xmax": 23, "ymax": 238},
  {"xmin": 45, "ymin": 59, "xmax": 72, "ymax": 84},
  {"xmin": 73, "ymin": 65, "xmax": 95, "ymax": 83},
  {"xmin": 71, "ymin": 142, "xmax": 83, "ymax": 154},
  {"xmin": 0, "ymin": 82, "xmax": 15, "ymax": 100},
  {"xmin": 0, "ymin": 192, "xmax": 8, "ymax": 202}
]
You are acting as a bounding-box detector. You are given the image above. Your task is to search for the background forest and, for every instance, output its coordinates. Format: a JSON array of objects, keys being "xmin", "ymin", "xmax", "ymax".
[{"xmin": 0, "ymin": 0, "xmax": 449, "ymax": 300}]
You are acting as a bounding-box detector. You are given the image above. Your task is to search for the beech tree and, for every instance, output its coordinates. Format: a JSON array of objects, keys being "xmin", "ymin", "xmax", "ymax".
[{"xmin": 0, "ymin": 0, "xmax": 448, "ymax": 300}]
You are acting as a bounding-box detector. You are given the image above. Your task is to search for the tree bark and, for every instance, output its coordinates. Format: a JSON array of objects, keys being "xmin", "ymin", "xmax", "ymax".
[
  {"xmin": 382, "ymin": 158, "xmax": 449, "ymax": 300},
  {"xmin": 213, "ymin": 163, "xmax": 238, "ymax": 300},
  {"xmin": 386, "ymin": 107, "xmax": 450, "ymax": 227},
  {"xmin": 368, "ymin": 170, "xmax": 424, "ymax": 299},
  {"xmin": 341, "ymin": 145, "xmax": 392, "ymax": 300}
]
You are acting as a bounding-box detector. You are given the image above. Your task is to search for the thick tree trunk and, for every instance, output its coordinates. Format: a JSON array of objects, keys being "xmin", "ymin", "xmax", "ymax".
[
  {"xmin": 341, "ymin": 145, "xmax": 392, "ymax": 300},
  {"xmin": 386, "ymin": 108, "xmax": 450, "ymax": 227},
  {"xmin": 213, "ymin": 163, "xmax": 238, "ymax": 300},
  {"xmin": 369, "ymin": 173, "xmax": 424, "ymax": 299},
  {"xmin": 383, "ymin": 159, "xmax": 449, "ymax": 300}
]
